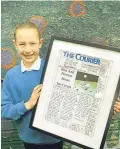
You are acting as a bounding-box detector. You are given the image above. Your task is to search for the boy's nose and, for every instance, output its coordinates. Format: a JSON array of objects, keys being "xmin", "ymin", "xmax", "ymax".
[{"xmin": 25, "ymin": 45, "xmax": 31, "ymax": 53}]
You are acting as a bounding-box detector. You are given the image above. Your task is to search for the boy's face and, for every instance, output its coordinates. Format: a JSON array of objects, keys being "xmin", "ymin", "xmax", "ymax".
[{"xmin": 13, "ymin": 28, "xmax": 43, "ymax": 67}]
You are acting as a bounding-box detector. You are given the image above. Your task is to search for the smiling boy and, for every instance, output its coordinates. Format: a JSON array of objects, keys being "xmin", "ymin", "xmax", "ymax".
[
  {"xmin": 1, "ymin": 22, "xmax": 120, "ymax": 149},
  {"xmin": 1, "ymin": 22, "xmax": 63, "ymax": 149}
]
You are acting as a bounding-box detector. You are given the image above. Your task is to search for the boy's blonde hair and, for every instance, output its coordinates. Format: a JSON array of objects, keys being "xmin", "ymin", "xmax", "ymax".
[{"xmin": 14, "ymin": 21, "xmax": 40, "ymax": 40}]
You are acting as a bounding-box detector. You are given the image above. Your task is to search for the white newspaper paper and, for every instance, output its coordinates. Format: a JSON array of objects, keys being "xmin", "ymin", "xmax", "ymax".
[{"xmin": 45, "ymin": 50, "xmax": 112, "ymax": 137}]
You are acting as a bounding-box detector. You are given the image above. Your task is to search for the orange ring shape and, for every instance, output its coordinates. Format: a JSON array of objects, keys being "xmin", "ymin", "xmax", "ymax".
[
  {"xmin": 73, "ymin": 0, "xmax": 85, "ymax": 6},
  {"xmin": 69, "ymin": 1, "xmax": 86, "ymax": 17},
  {"xmin": 1, "ymin": 48, "xmax": 17, "ymax": 70},
  {"xmin": 29, "ymin": 16, "xmax": 47, "ymax": 34}
]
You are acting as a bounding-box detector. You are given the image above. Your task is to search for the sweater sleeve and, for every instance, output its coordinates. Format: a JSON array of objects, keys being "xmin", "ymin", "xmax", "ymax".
[{"xmin": 1, "ymin": 73, "xmax": 27, "ymax": 120}]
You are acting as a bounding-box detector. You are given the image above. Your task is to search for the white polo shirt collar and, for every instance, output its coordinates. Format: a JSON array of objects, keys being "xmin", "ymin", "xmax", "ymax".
[{"xmin": 21, "ymin": 56, "xmax": 41, "ymax": 72}]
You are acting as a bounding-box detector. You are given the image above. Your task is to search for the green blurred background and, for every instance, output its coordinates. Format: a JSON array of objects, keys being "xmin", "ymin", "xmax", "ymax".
[{"xmin": 1, "ymin": 1, "xmax": 120, "ymax": 149}]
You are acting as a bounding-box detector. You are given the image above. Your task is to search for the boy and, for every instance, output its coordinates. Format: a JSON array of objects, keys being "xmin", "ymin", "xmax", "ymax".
[
  {"xmin": 1, "ymin": 22, "xmax": 120, "ymax": 149},
  {"xmin": 1, "ymin": 22, "xmax": 63, "ymax": 149}
]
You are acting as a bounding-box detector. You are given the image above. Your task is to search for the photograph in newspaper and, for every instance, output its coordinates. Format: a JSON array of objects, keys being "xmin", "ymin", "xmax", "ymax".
[
  {"xmin": 74, "ymin": 72, "xmax": 99, "ymax": 95},
  {"xmin": 31, "ymin": 37, "xmax": 120, "ymax": 149}
]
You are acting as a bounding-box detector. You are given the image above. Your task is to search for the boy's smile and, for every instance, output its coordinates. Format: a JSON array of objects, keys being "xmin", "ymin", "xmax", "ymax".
[{"xmin": 13, "ymin": 28, "xmax": 43, "ymax": 68}]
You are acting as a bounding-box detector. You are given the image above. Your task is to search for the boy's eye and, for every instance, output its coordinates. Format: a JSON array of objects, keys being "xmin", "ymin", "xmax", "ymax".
[
  {"xmin": 31, "ymin": 43, "xmax": 36, "ymax": 45},
  {"xmin": 19, "ymin": 43, "xmax": 25, "ymax": 46}
]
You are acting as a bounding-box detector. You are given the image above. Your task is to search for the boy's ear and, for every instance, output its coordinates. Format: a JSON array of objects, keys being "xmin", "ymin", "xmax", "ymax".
[
  {"xmin": 12, "ymin": 40, "xmax": 17, "ymax": 48},
  {"xmin": 39, "ymin": 38, "xmax": 43, "ymax": 48}
]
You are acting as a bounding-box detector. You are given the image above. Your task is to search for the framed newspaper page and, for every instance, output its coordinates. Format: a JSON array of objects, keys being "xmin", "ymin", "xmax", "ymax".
[{"xmin": 30, "ymin": 37, "xmax": 120, "ymax": 149}]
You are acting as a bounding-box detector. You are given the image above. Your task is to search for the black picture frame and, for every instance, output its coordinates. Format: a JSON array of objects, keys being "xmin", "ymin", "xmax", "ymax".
[{"xmin": 30, "ymin": 36, "xmax": 120, "ymax": 149}]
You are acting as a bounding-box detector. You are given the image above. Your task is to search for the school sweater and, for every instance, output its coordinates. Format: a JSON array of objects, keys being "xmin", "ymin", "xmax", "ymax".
[{"xmin": 1, "ymin": 58, "xmax": 60, "ymax": 144}]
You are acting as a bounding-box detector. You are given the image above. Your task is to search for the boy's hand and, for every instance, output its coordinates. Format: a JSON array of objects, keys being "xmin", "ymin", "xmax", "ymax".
[
  {"xmin": 25, "ymin": 84, "xmax": 42, "ymax": 110},
  {"xmin": 114, "ymin": 98, "xmax": 120, "ymax": 115}
]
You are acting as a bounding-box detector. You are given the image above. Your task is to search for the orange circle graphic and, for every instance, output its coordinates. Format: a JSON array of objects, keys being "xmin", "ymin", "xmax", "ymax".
[
  {"xmin": 29, "ymin": 16, "xmax": 47, "ymax": 34},
  {"xmin": 69, "ymin": 1, "xmax": 86, "ymax": 17},
  {"xmin": 1, "ymin": 48, "xmax": 17, "ymax": 70}
]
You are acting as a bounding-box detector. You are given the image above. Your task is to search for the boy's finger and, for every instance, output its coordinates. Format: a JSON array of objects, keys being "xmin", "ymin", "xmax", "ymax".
[
  {"xmin": 116, "ymin": 101, "xmax": 120, "ymax": 105},
  {"xmin": 114, "ymin": 105, "xmax": 120, "ymax": 110},
  {"xmin": 34, "ymin": 84, "xmax": 42, "ymax": 90},
  {"xmin": 35, "ymin": 92, "xmax": 41, "ymax": 98},
  {"xmin": 114, "ymin": 108, "xmax": 118, "ymax": 111},
  {"xmin": 114, "ymin": 106, "xmax": 120, "ymax": 111},
  {"xmin": 114, "ymin": 104, "xmax": 120, "ymax": 109},
  {"xmin": 114, "ymin": 104, "xmax": 119, "ymax": 107},
  {"xmin": 115, "ymin": 108, "xmax": 120, "ymax": 112},
  {"xmin": 114, "ymin": 111, "xmax": 116, "ymax": 115},
  {"xmin": 117, "ymin": 98, "xmax": 120, "ymax": 101},
  {"xmin": 35, "ymin": 85, "xmax": 43, "ymax": 93},
  {"xmin": 34, "ymin": 92, "xmax": 41, "ymax": 99},
  {"xmin": 34, "ymin": 85, "xmax": 40, "ymax": 90},
  {"xmin": 117, "ymin": 105, "xmax": 120, "ymax": 109},
  {"xmin": 114, "ymin": 104, "xmax": 118, "ymax": 108}
]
